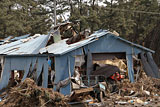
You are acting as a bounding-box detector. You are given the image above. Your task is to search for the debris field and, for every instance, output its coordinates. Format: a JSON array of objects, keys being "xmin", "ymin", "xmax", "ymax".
[{"xmin": 0, "ymin": 78, "xmax": 69, "ymax": 107}]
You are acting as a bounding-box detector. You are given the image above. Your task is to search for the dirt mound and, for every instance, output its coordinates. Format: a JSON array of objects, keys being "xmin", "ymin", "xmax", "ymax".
[{"xmin": 0, "ymin": 78, "xmax": 69, "ymax": 107}]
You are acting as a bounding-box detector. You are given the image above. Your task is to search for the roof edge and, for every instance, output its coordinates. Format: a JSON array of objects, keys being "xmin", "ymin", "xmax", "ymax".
[{"xmin": 110, "ymin": 34, "xmax": 155, "ymax": 53}]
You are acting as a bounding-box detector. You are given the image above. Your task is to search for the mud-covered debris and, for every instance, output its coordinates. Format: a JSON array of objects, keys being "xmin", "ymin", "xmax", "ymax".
[
  {"xmin": 0, "ymin": 78, "xmax": 69, "ymax": 107},
  {"xmin": 102, "ymin": 73, "xmax": 160, "ymax": 106},
  {"xmin": 119, "ymin": 73, "xmax": 160, "ymax": 97}
]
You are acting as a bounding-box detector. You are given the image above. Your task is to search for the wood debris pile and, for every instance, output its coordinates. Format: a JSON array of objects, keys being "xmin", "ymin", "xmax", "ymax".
[
  {"xmin": 119, "ymin": 74, "xmax": 160, "ymax": 97},
  {"xmin": 0, "ymin": 78, "xmax": 69, "ymax": 107},
  {"xmin": 102, "ymin": 73, "xmax": 160, "ymax": 106}
]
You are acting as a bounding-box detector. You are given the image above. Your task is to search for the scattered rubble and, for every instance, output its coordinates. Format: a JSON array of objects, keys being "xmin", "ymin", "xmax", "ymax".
[
  {"xmin": 65, "ymin": 72, "xmax": 160, "ymax": 107},
  {"xmin": 0, "ymin": 70, "xmax": 160, "ymax": 107},
  {"xmin": 102, "ymin": 72, "xmax": 160, "ymax": 106},
  {"xmin": 0, "ymin": 78, "xmax": 69, "ymax": 107}
]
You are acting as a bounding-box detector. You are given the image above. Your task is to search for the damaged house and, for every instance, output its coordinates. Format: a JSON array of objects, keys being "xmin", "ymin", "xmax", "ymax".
[
  {"xmin": 40, "ymin": 29, "xmax": 159, "ymax": 95},
  {"xmin": 0, "ymin": 26, "xmax": 159, "ymax": 96},
  {"xmin": 0, "ymin": 34, "xmax": 50, "ymax": 91},
  {"xmin": 0, "ymin": 22, "xmax": 75, "ymax": 92}
]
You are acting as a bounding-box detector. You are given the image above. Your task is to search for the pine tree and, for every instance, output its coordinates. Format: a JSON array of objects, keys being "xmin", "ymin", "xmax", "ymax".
[
  {"xmin": 127, "ymin": 0, "xmax": 159, "ymax": 43},
  {"xmin": 0, "ymin": 0, "xmax": 52, "ymax": 37}
]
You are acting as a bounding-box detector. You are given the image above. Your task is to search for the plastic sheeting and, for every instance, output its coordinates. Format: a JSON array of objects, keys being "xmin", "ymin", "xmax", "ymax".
[{"xmin": 0, "ymin": 56, "xmax": 49, "ymax": 90}]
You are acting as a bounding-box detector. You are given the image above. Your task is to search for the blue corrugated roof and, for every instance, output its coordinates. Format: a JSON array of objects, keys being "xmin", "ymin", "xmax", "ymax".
[
  {"xmin": 0, "ymin": 36, "xmax": 13, "ymax": 45},
  {"xmin": 40, "ymin": 30, "xmax": 154, "ymax": 55},
  {"xmin": 0, "ymin": 34, "xmax": 30, "ymax": 45},
  {"xmin": 0, "ymin": 34, "xmax": 49, "ymax": 55},
  {"xmin": 11, "ymin": 34, "xmax": 30, "ymax": 41}
]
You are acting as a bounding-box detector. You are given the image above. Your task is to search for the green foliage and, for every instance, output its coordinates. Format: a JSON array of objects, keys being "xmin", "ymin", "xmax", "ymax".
[
  {"xmin": 0, "ymin": 0, "xmax": 52, "ymax": 37},
  {"xmin": 1, "ymin": 0, "xmax": 160, "ymax": 46},
  {"xmin": 0, "ymin": 0, "xmax": 160, "ymax": 65}
]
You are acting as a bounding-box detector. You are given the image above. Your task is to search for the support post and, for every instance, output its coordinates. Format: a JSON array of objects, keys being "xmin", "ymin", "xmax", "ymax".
[{"xmin": 126, "ymin": 54, "xmax": 134, "ymax": 82}]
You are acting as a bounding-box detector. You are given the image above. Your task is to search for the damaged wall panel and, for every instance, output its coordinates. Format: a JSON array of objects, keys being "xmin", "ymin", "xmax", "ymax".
[
  {"xmin": 22, "ymin": 58, "xmax": 33, "ymax": 81},
  {"xmin": 0, "ymin": 57, "xmax": 11, "ymax": 90},
  {"xmin": 54, "ymin": 53, "xmax": 76, "ymax": 95},
  {"xmin": 146, "ymin": 52, "xmax": 160, "ymax": 78},
  {"xmin": 53, "ymin": 48, "xmax": 84, "ymax": 95},
  {"xmin": 60, "ymin": 56, "xmax": 75, "ymax": 95},
  {"xmin": 0, "ymin": 55, "xmax": 49, "ymax": 90},
  {"xmin": 42, "ymin": 60, "xmax": 49, "ymax": 88},
  {"xmin": 36, "ymin": 58, "xmax": 45, "ymax": 83},
  {"xmin": 140, "ymin": 53, "xmax": 158, "ymax": 78}
]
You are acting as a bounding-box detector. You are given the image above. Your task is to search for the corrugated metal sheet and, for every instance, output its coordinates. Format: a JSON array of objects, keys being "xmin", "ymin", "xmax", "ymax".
[
  {"xmin": 0, "ymin": 34, "xmax": 30, "ymax": 45},
  {"xmin": 0, "ymin": 34, "xmax": 49, "ymax": 55},
  {"xmin": 11, "ymin": 34, "xmax": 30, "ymax": 41},
  {"xmin": 40, "ymin": 29, "xmax": 154, "ymax": 55},
  {"xmin": 0, "ymin": 36, "xmax": 13, "ymax": 45},
  {"xmin": 1, "ymin": 36, "xmax": 13, "ymax": 42}
]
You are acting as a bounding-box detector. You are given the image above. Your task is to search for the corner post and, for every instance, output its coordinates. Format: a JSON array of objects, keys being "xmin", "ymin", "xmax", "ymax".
[{"xmin": 126, "ymin": 54, "xmax": 134, "ymax": 82}]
